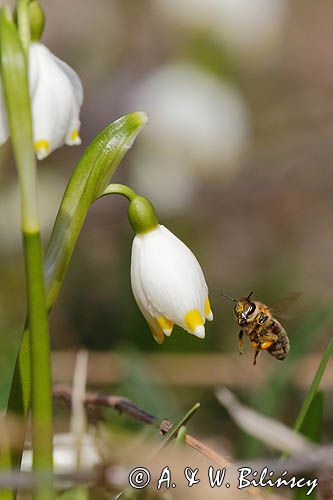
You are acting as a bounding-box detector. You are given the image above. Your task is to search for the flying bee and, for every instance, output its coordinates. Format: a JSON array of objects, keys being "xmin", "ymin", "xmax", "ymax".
[{"xmin": 221, "ymin": 291, "xmax": 293, "ymax": 366}]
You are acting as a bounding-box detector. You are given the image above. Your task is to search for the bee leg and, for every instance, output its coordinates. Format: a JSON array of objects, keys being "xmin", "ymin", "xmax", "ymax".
[
  {"xmin": 253, "ymin": 346, "xmax": 261, "ymax": 366},
  {"xmin": 238, "ymin": 330, "xmax": 244, "ymax": 355}
]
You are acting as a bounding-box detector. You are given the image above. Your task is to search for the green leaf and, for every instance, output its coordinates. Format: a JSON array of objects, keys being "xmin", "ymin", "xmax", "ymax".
[
  {"xmin": 0, "ymin": 5, "xmax": 38, "ymax": 231},
  {"xmin": 293, "ymin": 391, "xmax": 323, "ymax": 500},
  {"xmin": 157, "ymin": 402, "xmax": 200, "ymax": 451},
  {"xmin": 0, "ymin": 6, "xmax": 32, "ymax": 154},
  {"xmin": 281, "ymin": 339, "xmax": 332, "ymax": 462},
  {"xmin": 298, "ymin": 390, "xmax": 323, "ymax": 443},
  {"xmin": 44, "ymin": 112, "xmax": 148, "ymax": 310},
  {"xmin": 4, "ymin": 113, "xmax": 148, "ymax": 466},
  {"xmin": 174, "ymin": 425, "xmax": 187, "ymax": 447},
  {"xmin": 56, "ymin": 487, "xmax": 89, "ymax": 500},
  {"xmin": 293, "ymin": 340, "xmax": 332, "ymax": 434},
  {"xmin": 0, "ymin": 330, "xmax": 22, "ymax": 410}
]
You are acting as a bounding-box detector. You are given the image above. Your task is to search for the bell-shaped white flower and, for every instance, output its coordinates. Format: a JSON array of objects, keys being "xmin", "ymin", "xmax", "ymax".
[
  {"xmin": 29, "ymin": 42, "xmax": 83, "ymax": 159},
  {"xmin": 131, "ymin": 224, "xmax": 213, "ymax": 343},
  {"xmin": 0, "ymin": 42, "xmax": 83, "ymax": 160}
]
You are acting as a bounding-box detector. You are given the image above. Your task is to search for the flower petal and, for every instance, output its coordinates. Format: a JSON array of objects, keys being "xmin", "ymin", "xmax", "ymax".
[
  {"xmin": 156, "ymin": 316, "xmax": 174, "ymax": 336},
  {"xmin": 204, "ymin": 296, "xmax": 214, "ymax": 321},
  {"xmin": 52, "ymin": 54, "xmax": 83, "ymax": 109},
  {"xmin": 52, "ymin": 53, "xmax": 83, "ymax": 147},
  {"xmin": 136, "ymin": 225, "xmax": 208, "ymax": 331},
  {"xmin": 29, "ymin": 43, "xmax": 83, "ymax": 158},
  {"xmin": 184, "ymin": 309, "xmax": 205, "ymax": 338},
  {"xmin": 131, "ymin": 233, "xmax": 165, "ymax": 343}
]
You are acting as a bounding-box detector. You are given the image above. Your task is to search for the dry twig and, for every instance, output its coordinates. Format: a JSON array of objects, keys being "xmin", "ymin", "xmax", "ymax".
[{"xmin": 53, "ymin": 385, "xmax": 230, "ymax": 467}]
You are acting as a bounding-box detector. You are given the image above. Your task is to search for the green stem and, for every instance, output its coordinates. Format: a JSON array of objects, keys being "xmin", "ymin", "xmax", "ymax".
[
  {"xmin": 99, "ymin": 183, "xmax": 137, "ymax": 201},
  {"xmin": 25, "ymin": 233, "xmax": 53, "ymax": 466},
  {"xmin": 99, "ymin": 184, "xmax": 159, "ymax": 235},
  {"xmin": 0, "ymin": 5, "xmax": 53, "ymax": 498}
]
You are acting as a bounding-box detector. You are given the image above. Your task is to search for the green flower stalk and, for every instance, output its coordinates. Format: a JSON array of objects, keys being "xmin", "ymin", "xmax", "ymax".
[
  {"xmin": 101, "ymin": 183, "xmax": 159, "ymax": 234},
  {"xmin": 0, "ymin": 3, "xmax": 53, "ymax": 498}
]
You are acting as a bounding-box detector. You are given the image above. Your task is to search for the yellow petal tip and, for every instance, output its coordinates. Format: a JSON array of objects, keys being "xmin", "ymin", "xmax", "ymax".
[
  {"xmin": 156, "ymin": 316, "xmax": 174, "ymax": 336},
  {"xmin": 184, "ymin": 309, "xmax": 205, "ymax": 338},
  {"xmin": 34, "ymin": 140, "xmax": 49, "ymax": 160},
  {"xmin": 204, "ymin": 297, "xmax": 213, "ymax": 321},
  {"xmin": 69, "ymin": 128, "xmax": 81, "ymax": 145}
]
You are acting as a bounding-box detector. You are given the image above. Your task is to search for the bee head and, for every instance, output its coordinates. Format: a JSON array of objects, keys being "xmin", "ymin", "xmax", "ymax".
[{"xmin": 234, "ymin": 291, "xmax": 256, "ymax": 326}]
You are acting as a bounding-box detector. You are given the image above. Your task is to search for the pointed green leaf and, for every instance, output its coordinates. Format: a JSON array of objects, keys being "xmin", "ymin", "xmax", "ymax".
[
  {"xmin": 56, "ymin": 487, "xmax": 89, "ymax": 500},
  {"xmin": 298, "ymin": 390, "xmax": 323, "ymax": 443},
  {"xmin": 293, "ymin": 340, "xmax": 332, "ymax": 434},
  {"xmin": 174, "ymin": 425, "xmax": 187, "ymax": 447},
  {"xmin": 0, "ymin": 6, "xmax": 38, "ymax": 231},
  {"xmin": 294, "ymin": 391, "xmax": 323, "ymax": 500},
  {"xmin": 158, "ymin": 403, "xmax": 200, "ymax": 450},
  {"xmin": 0, "ymin": 6, "xmax": 32, "ymax": 155},
  {"xmin": 281, "ymin": 339, "xmax": 332, "ymax": 461},
  {"xmin": 4, "ymin": 113, "xmax": 148, "ymax": 467},
  {"xmin": 44, "ymin": 112, "xmax": 148, "ymax": 310}
]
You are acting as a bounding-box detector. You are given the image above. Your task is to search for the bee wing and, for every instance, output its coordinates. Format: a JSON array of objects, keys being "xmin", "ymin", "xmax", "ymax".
[{"xmin": 270, "ymin": 292, "xmax": 301, "ymax": 319}]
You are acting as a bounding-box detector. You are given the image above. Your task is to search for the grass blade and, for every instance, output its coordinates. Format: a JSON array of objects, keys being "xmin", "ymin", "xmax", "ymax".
[
  {"xmin": 157, "ymin": 403, "xmax": 200, "ymax": 451},
  {"xmin": 293, "ymin": 391, "xmax": 323, "ymax": 500},
  {"xmin": 293, "ymin": 340, "xmax": 332, "ymax": 434}
]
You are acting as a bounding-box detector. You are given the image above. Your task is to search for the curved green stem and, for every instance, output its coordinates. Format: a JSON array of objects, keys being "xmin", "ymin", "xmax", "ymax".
[
  {"xmin": 98, "ymin": 183, "xmax": 137, "ymax": 201},
  {"xmin": 99, "ymin": 184, "xmax": 159, "ymax": 235}
]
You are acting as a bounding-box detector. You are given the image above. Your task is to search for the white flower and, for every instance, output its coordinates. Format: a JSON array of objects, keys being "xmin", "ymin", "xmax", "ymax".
[
  {"xmin": 22, "ymin": 433, "xmax": 100, "ymax": 475},
  {"xmin": 131, "ymin": 224, "xmax": 213, "ymax": 343},
  {"xmin": 156, "ymin": 0, "xmax": 288, "ymax": 66},
  {"xmin": 0, "ymin": 42, "xmax": 83, "ymax": 160},
  {"xmin": 130, "ymin": 64, "xmax": 251, "ymax": 216}
]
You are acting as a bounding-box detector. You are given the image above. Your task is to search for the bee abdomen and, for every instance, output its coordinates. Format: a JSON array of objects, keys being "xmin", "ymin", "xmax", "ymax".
[
  {"xmin": 268, "ymin": 340, "xmax": 289, "ymax": 360},
  {"xmin": 267, "ymin": 321, "xmax": 290, "ymax": 361}
]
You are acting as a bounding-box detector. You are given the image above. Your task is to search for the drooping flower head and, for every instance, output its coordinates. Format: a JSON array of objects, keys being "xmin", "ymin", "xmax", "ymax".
[
  {"xmin": 29, "ymin": 42, "xmax": 83, "ymax": 160},
  {"xmin": 128, "ymin": 194, "xmax": 213, "ymax": 343}
]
